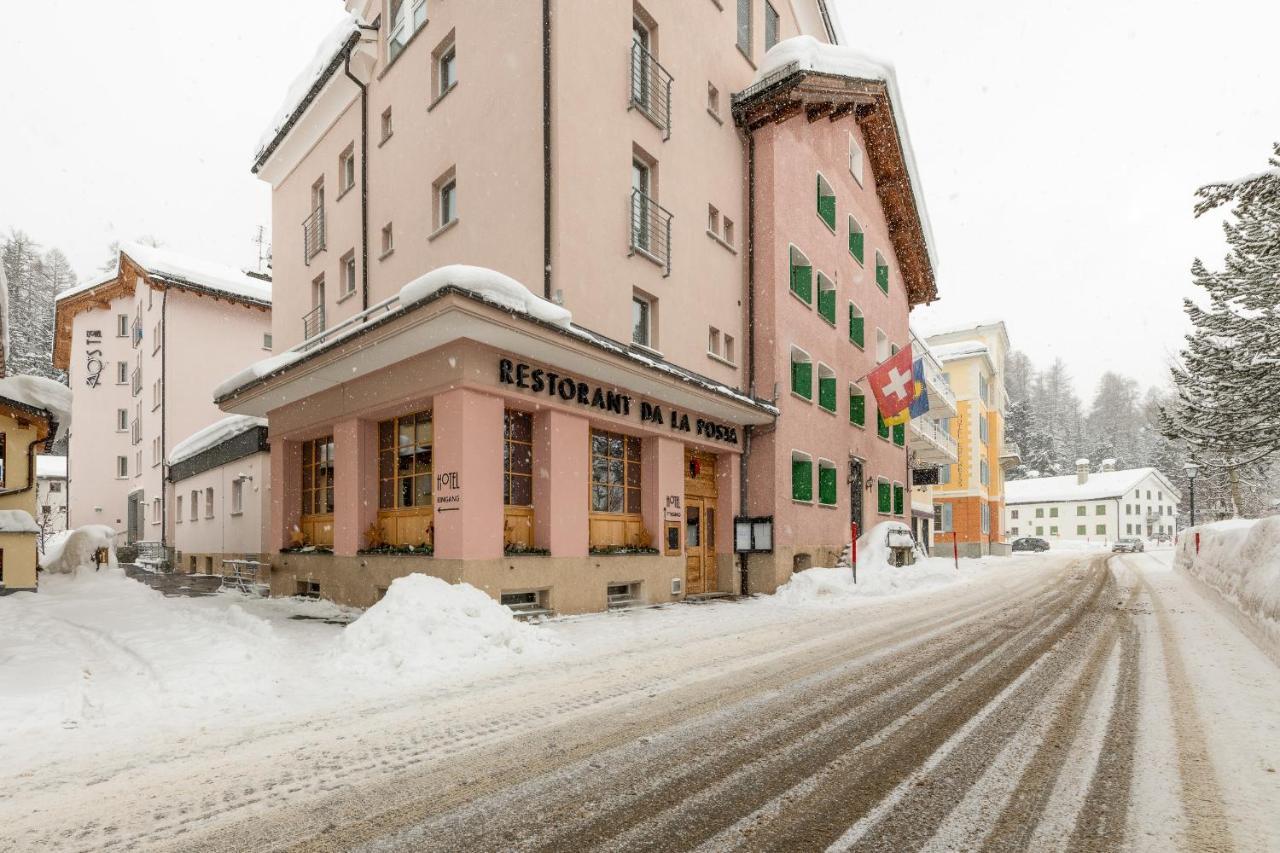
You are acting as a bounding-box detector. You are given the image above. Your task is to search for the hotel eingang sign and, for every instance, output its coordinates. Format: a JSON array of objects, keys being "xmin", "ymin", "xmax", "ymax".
[{"xmin": 498, "ymin": 358, "xmax": 740, "ymax": 446}]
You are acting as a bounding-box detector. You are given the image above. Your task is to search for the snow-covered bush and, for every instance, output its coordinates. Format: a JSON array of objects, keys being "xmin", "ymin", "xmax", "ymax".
[
  {"xmin": 1175, "ymin": 518, "xmax": 1280, "ymax": 653},
  {"xmin": 39, "ymin": 525, "xmax": 117, "ymax": 574}
]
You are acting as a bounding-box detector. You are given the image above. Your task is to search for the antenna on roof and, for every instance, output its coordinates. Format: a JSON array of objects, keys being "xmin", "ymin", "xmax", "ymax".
[{"xmin": 253, "ymin": 225, "xmax": 272, "ymax": 274}]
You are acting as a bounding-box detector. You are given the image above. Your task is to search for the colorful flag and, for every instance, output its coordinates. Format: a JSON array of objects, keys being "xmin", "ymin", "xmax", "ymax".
[
  {"xmin": 883, "ymin": 356, "xmax": 930, "ymax": 427},
  {"xmin": 867, "ymin": 344, "xmax": 915, "ymax": 422}
]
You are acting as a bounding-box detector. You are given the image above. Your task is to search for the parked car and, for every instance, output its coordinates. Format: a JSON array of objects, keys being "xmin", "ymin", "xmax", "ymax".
[
  {"xmin": 1012, "ymin": 537, "xmax": 1050, "ymax": 552},
  {"xmin": 1112, "ymin": 537, "xmax": 1145, "ymax": 553}
]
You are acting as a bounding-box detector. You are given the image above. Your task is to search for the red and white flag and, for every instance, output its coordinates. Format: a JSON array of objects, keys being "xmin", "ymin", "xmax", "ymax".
[{"xmin": 867, "ymin": 344, "xmax": 915, "ymax": 420}]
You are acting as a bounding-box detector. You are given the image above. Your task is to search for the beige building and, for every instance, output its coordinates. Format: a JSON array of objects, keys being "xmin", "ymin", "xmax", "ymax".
[
  {"xmin": 36, "ymin": 454, "xmax": 68, "ymax": 542},
  {"xmin": 0, "ymin": 397, "xmax": 56, "ymax": 594}
]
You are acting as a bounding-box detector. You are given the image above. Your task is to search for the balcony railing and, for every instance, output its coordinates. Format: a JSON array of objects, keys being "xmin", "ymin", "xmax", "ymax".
[
  {"xmin": 303, "ymin": 206, "xmax": 326, "ymax": 265},
  {"xmin": 629, "ymin": 42, "xmax": 673, "ymax": 139},
  {"xmin": 629, "ymin": 188, "xmax": 672, "ymax": 276},
  {"xmin": 130, "ymin": 367, "xmax": 141, "ymax": 397},
  {"xmin": 131, "ymin": 317, "xmax": 142, "ymax": 348},
  {"xmin": 302, "ymin": 304, "xmax": 326, "ymax": 341},
  {"xmin": 911, "ymin": 330, "xmax": 958, "ymax": 416},
  {"xmin": 131, "ymin": 417, "xmax": 141, "ymax": 446},
  {"xmin": 908, "ymin": 417, "xmax": 958, "ymax": 464}
]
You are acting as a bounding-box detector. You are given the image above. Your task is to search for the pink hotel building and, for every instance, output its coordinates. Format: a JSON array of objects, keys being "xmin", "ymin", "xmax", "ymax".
[{"xmin": 216, "ymin": 0, "xmax": 938, "ymax": 613}]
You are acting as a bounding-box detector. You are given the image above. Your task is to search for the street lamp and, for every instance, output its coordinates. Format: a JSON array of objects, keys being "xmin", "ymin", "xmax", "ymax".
[{"xmin": 1183, "ymin": 462, "xmax": 1199, "ymax": 527}]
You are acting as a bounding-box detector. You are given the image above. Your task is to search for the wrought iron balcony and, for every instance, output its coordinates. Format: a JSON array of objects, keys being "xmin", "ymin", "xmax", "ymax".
[
  {"xmin": 302, "ymin": 304, "xmax": 326, "ymax": 341},
  {"xmin": 629, "ymin": 188, "xmax": 672, "ymax": 276},
  {"xmin": 629, "ymin": 42, "xmax": 672, "ymax": 139},
  {"xmin": 908, "ymin": 417, "xmax": 958, "ymax": 466},
  {"xmin": 303, "ymin": 205, "xmax": 326, "ymax": 265}
]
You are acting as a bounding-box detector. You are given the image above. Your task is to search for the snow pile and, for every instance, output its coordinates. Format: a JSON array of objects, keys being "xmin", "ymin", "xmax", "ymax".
[
  {"xmin": 0, "ymin": 375, "xmax": 72, "ymax": 442},
  {"xmin": 754, "ymin": 35, "xmax": 936, "ymax": 271},
  {"xmin": 0, "ymin": 510, "xmax": 39, "ymax": 533},
  {"xmin": 1175, "ymin": 518, "xmax": 1280, "ymax": 652},
  {"xmin": 39, "ymin": 525, "xmax": 117, "ymax": 574},
  {"xmin": 773, "ymin": 522, "xmax": 968, "ymax": 605},
  {"xmin": 120, "ymin": 242, "xmax": 271, "ymax": 305},
  {"xmin": 337, "ymin": 574, "xmax": 556, "ymax": 677},
  {"xmin": 254, "ymin": 12, "xmax": 360, "ymax": 164},
  {"xmin": 36, "ymin": 454, "xmax": 66, "ymax": 479},
  {"xmin": 169, "ymin": 415, "xmax": 267, "ymax": 466},
  {"xmin": 400, "ymin": 265, "xmax": 573, "ymax": 329}
]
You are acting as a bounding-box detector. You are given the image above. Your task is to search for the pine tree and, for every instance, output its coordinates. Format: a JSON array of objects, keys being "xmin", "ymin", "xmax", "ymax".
[
  {"xmin": 1085, "ymin": 372, "xmax": 1141, "ymax": 467},
  {"xmin": 1162, "ymin": 143, "xmax": 1280, "ymax": 515},
  {"xmin": 2, "ymin": 230, "xmax": 72, "ymax": 383}
]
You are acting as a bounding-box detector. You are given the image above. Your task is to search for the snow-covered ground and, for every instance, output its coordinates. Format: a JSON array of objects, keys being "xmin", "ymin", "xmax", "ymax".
[{"xmin": 1175, "ymin": 516, "xmax": 1280, "ymax": 657}]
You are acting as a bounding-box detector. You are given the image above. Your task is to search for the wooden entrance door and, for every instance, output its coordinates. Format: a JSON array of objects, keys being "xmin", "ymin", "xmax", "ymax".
[{"xmin": 684, "ymin": 449, "xmax": 718, "ymax": 595}]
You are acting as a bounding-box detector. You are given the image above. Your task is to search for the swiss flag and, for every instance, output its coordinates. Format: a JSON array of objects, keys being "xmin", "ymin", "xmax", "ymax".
[{"xmin": 867, "ymin": 344, "xmax": 915, "ymax": 420}]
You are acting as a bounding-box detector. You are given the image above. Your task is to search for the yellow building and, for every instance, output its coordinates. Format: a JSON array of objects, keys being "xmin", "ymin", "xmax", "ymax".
[
  {"xmin": 924, "ymin": 322, "xmax": 1019, "ymax": 557},
  {"xmin": 0, "ymin": 395, "xmax": 56, "ymax": 594}
]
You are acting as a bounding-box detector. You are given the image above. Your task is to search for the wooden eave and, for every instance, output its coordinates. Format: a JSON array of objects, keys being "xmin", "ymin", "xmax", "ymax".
[
  {"xmin": 733, "ymin": 71, "xmax": 938, "ymax": 307},
  {"xmin": 0, "ymin": 397, "xmax": 52, "ymax": 443},
  {"xmin": 53, "ymin": 253, "xmax": 270, "ymax": 370}
]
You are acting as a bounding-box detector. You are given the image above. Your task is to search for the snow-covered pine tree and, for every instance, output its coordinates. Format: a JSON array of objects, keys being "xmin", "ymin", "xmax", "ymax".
[
  {"xmin": 1162, "ymin": 143, "xmax": 1280, "ymax": 515},
  {"xmin": 1, "ymin": 231, "xmax": 72, "ymax": 383},
  {"xmin": 1085, "ymin": 372, "xmax": 1141, "ymax": 467}
]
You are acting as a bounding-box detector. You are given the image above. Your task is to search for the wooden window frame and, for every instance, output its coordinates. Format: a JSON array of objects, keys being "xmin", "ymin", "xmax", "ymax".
[{"xmin": 589, "ymin": 428, "xmax": 641, "ymax": 516}]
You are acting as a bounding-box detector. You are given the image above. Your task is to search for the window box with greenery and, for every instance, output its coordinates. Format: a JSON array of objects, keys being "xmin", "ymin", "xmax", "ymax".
[
  {"xmin": 788, "ymin": 245, "xmax": 812, "ymax": 305},
  {"xmin": 791, "ymin": 452, "xmax": 813, "ymax": 503},
  {"xmin": 816, "ymin": 273, "xmax": 836, "ymax": 325},
  {"xmin": 848, "ymin": 215, "xmax": 864, "ymax": 265},
  {"xmin": 875, "ymin": 250, "xmax": 890, "ymax": 294},
  {"xmin": 818, "ymin": 460, "xmax": 838, "ymax": 506},
  {"xmin": 848, "ymin": 302, "xmax": 864, "ymax": 348},
  {"xmin": 790, "ymin": 346, "xmax": 812, "ymax": 400},
  {"xmin": 849, "ymin": 384, "xmax": 866, "ymax": 427},
  {"xmin": 817, "ymin": 364, "xmax": 836, "ymax": 413},
  {"xmin": 816, "ymin": 173, "xmax": 836, "ymax": 231}
]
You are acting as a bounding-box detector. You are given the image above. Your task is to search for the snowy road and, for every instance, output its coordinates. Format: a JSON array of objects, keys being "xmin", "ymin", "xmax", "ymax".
[{"xmin": 3, "ymin": 550, "xmax": 1278, "ymax": 851}]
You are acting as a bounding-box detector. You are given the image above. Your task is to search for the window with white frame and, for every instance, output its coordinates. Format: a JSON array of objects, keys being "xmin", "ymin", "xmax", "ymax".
[
  {"xmin": 117, "ymin": 314, "xmax": 129, "ymax": 337},
  {"xmin": 876, "ymin": 328, "xmax": 889, "ymax": 362},
  {"xmin": 116, "ymin": 408, "xmax": 128, "ymax": 431},
  {"xmin": 632, "ymin": 292, "xmax": 654, "ymax": 348},
  {"xmin": 736, "ymin": 0, "xmax": 752, "ymax": 55},
  {"xmin": 190, "ymin": 490, "xmax": 199, "ymax": 521},
  {"xmin": 232, "ymin": 478, "xmax": 244, "ymax": 514},
  {"xmin": 380, "ymin": 222, "xmax": 394, "ymax": 257},
  {"xmin": 152, "ymin": 437, "xmax": 160, "ymax": 466},
  {"xmin": 435, "ymin": 37, "xmax": 457, "ymax": 98},
  {"xmin": 205, "ymin": 487, "xmax": 214, "ymax": 519},
  {"xmin": 707, "ymin": 327, "xmax": 721, "ymax": 357},
  {"xmin": 380, "ymin": 106, "xmax": 393, "ymax": 142},
  {"xmin": 981, "ymin": 503, "xmax": 990, "ymax": 534},
  {"xmin": 152, "ymin": 497, "xmax": 161, "ymax": 525},
  {"xmin": 937, "ymin": 502, "xmax": 953, "ymax": 532},
  {"xmin": 117, "ymin": 361, "xmax": 129, "ymax": 384},
  {"xmin": 339, "ymin": 144, "xmax": 355, "ymax": 194},
  {"xmin": 435, "ymin": 172, "xmax": 457, "ymax": 230},
  {"xmin": 176, "ymin": 495, "xmax": 183, "ymax": 523},
  {"xmin": 723, "ymin": 333, "xmax": 735, "ymax": 364},
  {"xmin": 849, "ymin": 133, "xmax": 865, "ymax": 186},
  {"xmin": 707, "ymin": 81, "xmax": 720, "ymax": 118},
  {"xmin": 388, "ymin": 0, "xmax": 427, "ymax": 63},
  {"xmin": 116, "ymin": 456, "xmax": 128, "ymax": 478},
  {"xmin": 341, "ymin": 251, "xmax": 357, "ymax": 297},
  {"xmin": 764, "ymin": 2, "xmax": 780, "ymax": 51},
  {"xmin": 263, "ymin": 332, "xmax": 273, "ymax": 350}
]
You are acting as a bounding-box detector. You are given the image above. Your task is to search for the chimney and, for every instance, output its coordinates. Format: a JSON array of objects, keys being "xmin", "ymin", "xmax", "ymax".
[
  {"xmin": 1100, "ymin": 458, "xmax": 1116, "ymax": 472},
  {"xmin": 1076, "ymin": 458, "xmax": 1090, "ymax": 485}
]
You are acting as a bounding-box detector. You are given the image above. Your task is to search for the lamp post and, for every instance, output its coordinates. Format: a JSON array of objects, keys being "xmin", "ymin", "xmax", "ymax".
[{"xmin": 1184, "ymin": 461, "xmax": 1199, "ymax": 527}]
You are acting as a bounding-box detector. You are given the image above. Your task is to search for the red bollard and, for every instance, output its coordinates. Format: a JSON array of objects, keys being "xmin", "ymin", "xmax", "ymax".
[
  {"xmin": 1195, "ymin": 531, "xmax": 1200, "ymax": 555},
  {"xmin": 953, "ymin": 531, "xmax": 960, "ymax": 571}
]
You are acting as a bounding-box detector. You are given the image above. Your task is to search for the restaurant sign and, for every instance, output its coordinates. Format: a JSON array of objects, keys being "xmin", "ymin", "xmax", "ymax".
[{"xmin": 498, "ymin": 358, "xmax": 739, "ymax": 445}]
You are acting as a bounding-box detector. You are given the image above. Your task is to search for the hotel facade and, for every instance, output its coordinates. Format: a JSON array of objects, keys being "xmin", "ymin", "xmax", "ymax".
[{"xmin": 217, "ymin": 0, "xmax": 938, "ymax": 613}]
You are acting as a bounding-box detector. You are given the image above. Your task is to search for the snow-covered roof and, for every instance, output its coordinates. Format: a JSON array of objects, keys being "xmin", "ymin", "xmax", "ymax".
[
  {"xmin": 1005, "ymin": 468, "xmax": 1179, "ymax": 505},
  {"xmin": 0, "ymin": 376, "xmax": 71, "ymax": 443},
  {"xmin": 400, "ymin": 265, "xmax": 572, "ymax": 328},
  {"xmin": 253, "ymin": 13, "xmax": 360, "ymax": 170},
  {"xmin": 36, "ymin": 455, "xmax": 67, "ymax": 479},
  {"xmin": 0, "ymin": 510, "xmax": 39, "ymax": 534},
  {"xmin": 169, "ymin": 415, "xmax": 268, "ymax": 467},
  {"xmin": 918, "ymin": 318, "xmax": 1008, "ymax": 338},
  {"xmin": 57, "ymin": 243, "xmax": 271, "ymax": 306},
  {"xmin": 1075, "ymin": 458, "xmax": 1090, "ymax": 466},
  {"xmin": 930, "ymin": 340, "xmax": 989, "ymax": 362},
  {"xmin": 752, "ymin": 36, "xmax": 937, "ymax": 274}
]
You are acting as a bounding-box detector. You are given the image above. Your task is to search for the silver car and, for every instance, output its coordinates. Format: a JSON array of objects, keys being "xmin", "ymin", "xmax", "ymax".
[{"xmin": 1112, "ymin": 537, "xmax": 1145, "ymax": 553}]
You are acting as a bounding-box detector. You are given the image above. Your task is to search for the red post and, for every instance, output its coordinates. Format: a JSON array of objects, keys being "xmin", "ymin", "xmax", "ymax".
[
  {"xmin": 953, "ymin": 531, "xmax": 960, "ymax": 570},
  {"xmin": 850, "ymin": 521, "xmax": 859, "ymax": 584},
  {"xmin": 1195, "ymin": 531, "xmax": 1200, "ymax": 555}
]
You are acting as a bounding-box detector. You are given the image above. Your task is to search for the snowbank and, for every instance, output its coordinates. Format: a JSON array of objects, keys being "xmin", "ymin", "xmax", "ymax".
[
  {"xmin": 39, "ymin": 525, "xmax": 117, "ymax": 574},
  {"xmin": 0, "ymin": 375, "xmax": 72, "ymax": 442},
  {"xmin": 1175, "ymin": 518, "xmax": 1280, "ymax": 652},
  {"xmin": 0, "ymin": 510, "xmax": 39, "ymax": 533},
  {"xmin": 399, "ymin": 264, "xmax": 573, "ymax": 329},
  {"xmin": 169, "ymin": 415, "xmax": 267, "ymax": 466},
  {"xmin": 337, "ymin": 574, "xmax": 556, "ymax": 678}
]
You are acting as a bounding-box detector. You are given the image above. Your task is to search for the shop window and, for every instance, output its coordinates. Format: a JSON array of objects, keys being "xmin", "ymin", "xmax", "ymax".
[
  {"xmin": 379, "ymin": 412, "xmax": 433, "ymax": 510},
  {"xmin": 300, "ymin": 436, "xmax": 335, "ymax": 547},
  {"xmin": 789, "ymin": 245, "xmax": 812, "ymax": 304},
  {"xmin": 590, "ymin": 429, "xmax": 641, "ymax": 515},
  {"xmin": 503, "ymin": 410, "xmax": 535, "ymax": 549},
  {"xmin": 818, "ymin": 460, "xmax": 837, "ymax": 506}
]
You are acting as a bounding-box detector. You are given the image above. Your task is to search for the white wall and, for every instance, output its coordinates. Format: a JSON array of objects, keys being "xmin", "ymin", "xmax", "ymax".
[
  {"xmin": 1005, "ymin": 472, "xmax": 1180, "ymax": 542},
  {"xmin": 173, "ymin": 450, "xmax": 270, "ymax": 572}
]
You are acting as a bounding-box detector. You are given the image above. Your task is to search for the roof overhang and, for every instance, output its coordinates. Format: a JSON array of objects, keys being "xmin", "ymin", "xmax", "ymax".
[
  {"xmin": 0, "ymin": 397, "xmax": 53, "ymax": 449},
  {"xmin": 217, "ymin": 289, "xmax": 778, "ymax": 427},
  {"xmin": 733, "ymin": 68, "xmax": 937, "ymax": 307},
  {"xmin": 53, "ymin": 252, "xmax": 269, "ymax": 370}
]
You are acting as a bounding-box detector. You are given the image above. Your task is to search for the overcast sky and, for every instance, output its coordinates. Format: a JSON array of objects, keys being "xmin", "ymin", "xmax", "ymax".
[{"xmin": 3, "ymin": 1, "xmax": 1276, "ymax": 399}]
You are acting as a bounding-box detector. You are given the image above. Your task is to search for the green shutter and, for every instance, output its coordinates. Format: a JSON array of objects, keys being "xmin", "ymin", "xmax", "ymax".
[
  {"xmin": 818, "ymin": 287, "xmax": 836, "ymax": 324},
  {"xmin": 817, "ymin": 178, "xmax": 836, "ymax": 229},
  {"xmin": 791, "ymin": 358, "xmax": 812, "ymax": 399},
  {"xmin": 849, "ymin": 228, "xmax": 864, "ymax": 264},
  {"xmin": 849, "ymin": 307, "xmax": 864, "ymax": 347},
  {"xmin": 790, "ymin": 263, "xmax": 812, "ymax": 303},
  {"xmin": 792, "ymin": 459, "xmax": 813, "ymax": 502},
  {"xmin": 876, "ymin": 262, "xmax": 889, "ymax": 293},
  {"xmin": 850, "ymin": 392, "xmax": 865, "ymax": 426},
  {"xmin": 819, "ymin": 466, "xmax": 837, "ymax": 505},
  {"xmin": 877, "ymin": 409, "xmax": 890, "ymax": 439},
  {"xmin": 893, "ymin": 422, "xmax": 905, "ymax": 446},
  {"xmin": 893, "ymin": 484, "xmax": 904, "ymax": 515},
  {"xmin": 819, "ymin": 376, "xmax": 836, "ymax": 412},
  {"xmin": 878, "ymin": 480, "xmax": 891, "ymax": 513}
]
